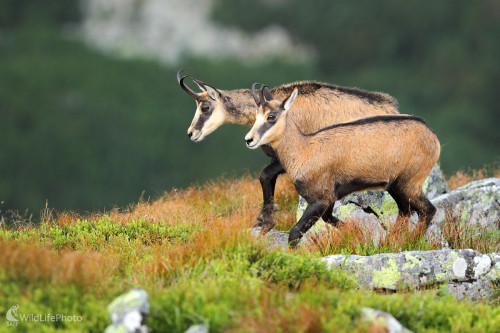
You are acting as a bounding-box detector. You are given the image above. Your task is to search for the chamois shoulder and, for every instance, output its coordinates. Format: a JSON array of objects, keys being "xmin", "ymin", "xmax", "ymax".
[
  {"xmin": 272, "ymin": 80, "xmax": 397, "ymax": 106},
  {"xmin": 301, "ymin": 115, "xmax": 433, "ymax": 137}
]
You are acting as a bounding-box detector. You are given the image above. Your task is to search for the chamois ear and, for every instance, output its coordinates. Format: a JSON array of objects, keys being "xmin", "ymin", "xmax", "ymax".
[
  {"xmin": 262, "ymin": 86, "xmax": 274, "ymax": 102},
  {"xmin": 205, "ymin": 85, "xmax": 221, "ymax": 101},
  {"xmin": 282, "ymin": 88, "xmax": 298, "ymax": 112},
  {"xmin": 192, "ymin": 79, "xmax": 206, "ymax": 92},
  {"xmin": 192, "ymin": 78, "xmax": 221, "ymax": 100}
]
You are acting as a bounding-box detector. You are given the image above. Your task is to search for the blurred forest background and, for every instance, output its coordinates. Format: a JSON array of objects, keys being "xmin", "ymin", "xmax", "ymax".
[{"xmin": 1, "ymin": 0, "xmax": 499, "ymax": 215}]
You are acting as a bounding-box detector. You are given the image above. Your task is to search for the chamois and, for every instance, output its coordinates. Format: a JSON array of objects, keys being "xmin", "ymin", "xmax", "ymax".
[
  {"xmin": 245, "ymin": 85, "xmax": 440, "ymax": 246},
  {"xmin": 177, "ymin": 70, "xmax": 399, "ymax": 232}
]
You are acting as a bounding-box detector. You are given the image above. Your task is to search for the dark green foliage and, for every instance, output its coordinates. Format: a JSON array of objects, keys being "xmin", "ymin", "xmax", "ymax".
[{"xmin": 0, "ymin": 0, "xmax": 81, "ymax": 28}]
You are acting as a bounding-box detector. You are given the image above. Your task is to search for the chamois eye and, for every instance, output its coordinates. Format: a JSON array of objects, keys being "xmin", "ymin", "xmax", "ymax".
[
  {"xmin": 267, "ymin": 114, "xmax": 276, "ymax": 122},
  {"xmin": 201, "ymin": 106, "xmax": 210, "ymax": 112}
]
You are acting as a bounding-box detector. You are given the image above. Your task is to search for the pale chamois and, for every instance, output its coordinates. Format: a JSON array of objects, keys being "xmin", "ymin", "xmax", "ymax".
[
  {"xmin": 177, "ymin": 70, "xmax": 400, "ymax": 232},
  {"xmin": 245, "ymin": 85, "xmax": 440, "ymax": 246}
]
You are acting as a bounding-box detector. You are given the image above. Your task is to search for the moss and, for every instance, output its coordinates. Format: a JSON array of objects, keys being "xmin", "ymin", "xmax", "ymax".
[
  {"xmin": 372, "ymin": 259, "xmax": 401, "ymax": 289},
  {"xmin": 422, "ymin": 177, "xmax": 430, "ymax": 194},
  {"xmin": 482, "ymin": 193, "xmax": 491, "ymax": 204},
  {"xmin": 296, "ymin": 197, "xmax": 308, "ymax": 220},
  {"xmin": 444, "ymin": 251, "xmax": 459, "ymax": 271},
  {"xmin": 336, "ymin": 204, "xmax": 358, "ymax": 220},
  {"xmin": 460, "ymin": 206, "xmax": 472, "ymax": 223},
  {"xmin": 370, "ymin": 194, "xmax": 399, "ymax": 226},
  {"xmin": 402, "ymin": 253, "xmax": 422, "ymax": 270},
  {"xmin": 435, "ymin": 273, "xmax": 446, "ymax": 282}
]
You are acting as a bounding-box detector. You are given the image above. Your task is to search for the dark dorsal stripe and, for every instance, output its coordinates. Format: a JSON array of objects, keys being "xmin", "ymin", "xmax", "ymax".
[
  {"xmin": 272, "ymin": 81, "xmax": 395, "ymax": 105},
  {"xmin": 297, "ymin": 115, "xmax": 430, "ymax": 137}
]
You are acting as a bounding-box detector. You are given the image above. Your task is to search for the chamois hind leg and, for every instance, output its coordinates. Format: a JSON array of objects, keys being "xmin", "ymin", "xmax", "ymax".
[
  {"xmin": 321, "ymin": 204, "xmax": 341, "ymax": 227},
  {"xmin": 289, "ymin": 200, "xmax": 329, "ymax": 248},
  {"xmin": 409, "ymin": 194, "xmax": 436, "ymax": 228},
  {"xmin": 387, "ymin": 183, "xmax": 412, "ymax": 220},
  {"xmin": 254, "ymin": 160, "xmax": 286, "ymax": 232}
]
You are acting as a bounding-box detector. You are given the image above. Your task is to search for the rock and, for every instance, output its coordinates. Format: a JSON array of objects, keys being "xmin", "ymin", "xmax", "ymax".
[
  {"xmin": 250, "ymin": 227, "xmax": 289, "ymax": 249},
  {"xmin": 431, "ymin": 178, "xmax": 500, "ymax": 228},
  {"xmin": 184, "ymin": 325, "xmax": 209, "ymax": 333},
  {"xmin": 360, "ymin": 307, "xmax": 413, "ymax": 333},
  {"xmin": 447, "ymin": 277, "xmax": 497, "ymax": 302},
  {"xmin": 104, "ymin": 289, "xmax": 149, "ymax": 333},
  {"xmin": 423, "ymin": 164, "xmax": 450, "ymax": 200},
  {"xmin": 321, "ymin": 249, "xmax": 498, "ymax": 293},
  {"xmin": 485, "ymin": 252, "xmax": 500, "ymax": 281}
]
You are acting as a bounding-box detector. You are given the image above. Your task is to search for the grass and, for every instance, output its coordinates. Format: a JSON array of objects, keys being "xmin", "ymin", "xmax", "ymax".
[{"xmin": 0, "ymin": 171, "xmax": 499, "ymax": 332}]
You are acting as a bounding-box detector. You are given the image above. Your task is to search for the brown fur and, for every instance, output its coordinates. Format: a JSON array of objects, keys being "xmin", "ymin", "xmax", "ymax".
[{"xmin": 274, "ymin": 116, "xmax": 440, "ymax": 200}]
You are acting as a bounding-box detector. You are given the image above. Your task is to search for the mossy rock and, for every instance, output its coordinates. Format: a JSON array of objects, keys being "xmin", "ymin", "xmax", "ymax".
[{"xmin": 432, "ymin": 178, "xmax": 500, "ymax": 228}]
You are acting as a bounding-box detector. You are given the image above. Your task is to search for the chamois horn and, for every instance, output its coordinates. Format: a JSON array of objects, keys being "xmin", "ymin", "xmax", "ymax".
[
  {"xmin": 177, "ymin": 69, "xmax": 202, "ymax": 102},
  {"xmin": 259, "ymin": 84, "xmax": 270, "ymax": 105},
  {"xmin": 252, "ymin": 82, "xmax": 261, "ymax": 105}
]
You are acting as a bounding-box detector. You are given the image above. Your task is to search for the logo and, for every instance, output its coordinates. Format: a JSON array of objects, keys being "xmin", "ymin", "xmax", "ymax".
[
  {"xmin": 5, "ymin": 304, "xmax": 83, "ymax": 327},
  {"xmin": 6, "ymin": 304, "xmax": 19, "ymax": 326}
]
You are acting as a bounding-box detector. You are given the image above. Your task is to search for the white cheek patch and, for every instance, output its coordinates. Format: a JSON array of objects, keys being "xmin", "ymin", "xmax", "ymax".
[
  {"xmin": 199, "ymin": 105, "xmax": 226, "ymax": 138},
  {"xmin": 188, "ymin": 109, "xmax": 202, "ymax": 132}
]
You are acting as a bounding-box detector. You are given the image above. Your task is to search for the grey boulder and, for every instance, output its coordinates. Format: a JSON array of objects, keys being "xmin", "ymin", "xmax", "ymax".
[{"xmin": 104, "ymin": 289, "xmax": 149, "ymax": 333}]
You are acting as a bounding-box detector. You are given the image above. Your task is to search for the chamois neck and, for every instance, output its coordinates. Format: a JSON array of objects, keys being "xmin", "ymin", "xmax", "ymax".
[
  {"xmin": 272, "ymin": 116, "xmax": 308, "ymax": 158},
  {"xmin": 221, "ymin": 89, "xmax": 257, "ymax": 127}
]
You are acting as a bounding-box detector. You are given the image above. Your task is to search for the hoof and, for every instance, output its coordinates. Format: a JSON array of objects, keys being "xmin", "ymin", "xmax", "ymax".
[{"xmin": 253, "ymin": 209, "xmax": 276, "ymax": 232}]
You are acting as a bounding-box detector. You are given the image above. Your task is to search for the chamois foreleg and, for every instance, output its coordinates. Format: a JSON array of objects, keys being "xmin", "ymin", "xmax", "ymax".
[
  {"xmin": 289, "ymin": 200, "xmax": 329, "ymax": 247},
  {"xmin": 254, "ymin": 160, "xmax": 286, "ymax": 231},
  {"xmin": 321, "ymin": 204, "xmax": 341, "ymax": 227}
]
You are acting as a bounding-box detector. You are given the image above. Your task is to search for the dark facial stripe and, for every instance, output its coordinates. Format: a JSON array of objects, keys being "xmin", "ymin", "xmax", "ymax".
[
  {"xmin": 194, "ymin": 110, "xmax": 212, "ymax": 131},
  {"xmin": 257, "ymin": 119, "xmax": 275, "ymax": 139}
]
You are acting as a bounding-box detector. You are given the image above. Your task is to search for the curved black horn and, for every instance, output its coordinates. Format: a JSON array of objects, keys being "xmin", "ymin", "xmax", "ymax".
[
  {"xmin": 251, "ymin": 82, "xmax": 261, "ymax": 105},
  {"xmin": 259, "ymin": 84, "xmax": 269, "ymax": 105},
  {"xmin": 177, "ymin": 69, "xmax": 202, "ymax": 101}
]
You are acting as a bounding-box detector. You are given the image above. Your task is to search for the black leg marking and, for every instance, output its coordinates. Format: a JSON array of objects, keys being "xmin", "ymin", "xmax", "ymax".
[
  {"xmin": 335, "ymin": 179, "xmax": 387, "ymax": 200},
  {"xmin": 321, "ymin": 204, "xmax": 341, "ymax": 227},
  {"xmin": 289, "ymin": 200, "xmax": 328, "ymax": 247},
  {"xmin": 410, "ymin": 195, "xmax": 436, "ymax": 227},
  {"xmin": 254, "ymin": 160, "xmax": 286, "ymax": 231},
  {"xmin": 387, "ymin": 184, "xmax": 412, "ymax": 218}
]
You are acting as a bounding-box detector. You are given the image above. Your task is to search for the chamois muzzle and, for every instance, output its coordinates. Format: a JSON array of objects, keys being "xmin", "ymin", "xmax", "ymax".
[{"xmin": 177, "ymin": 69, "xmax": 202, "ymax": 102}]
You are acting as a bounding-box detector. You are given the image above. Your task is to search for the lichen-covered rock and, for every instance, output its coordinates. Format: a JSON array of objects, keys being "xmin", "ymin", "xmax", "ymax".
[
  {"xmin": 184, "ymin": 325, "xmax": 209, "ymax": 333},
  {"xmin": 360, "ymin": 307, "xmax": 413, "ymax": 333},
  {"xmin": 485, "ymin": 253, "xmax": 500, "ymax": 281},
  {"xmin": 423, "ymin": 164, "xmax": 450, "ymax": 200},
  {"xmin": 104, "ymin": 289, "xmax": 149, "ymax": 333},
  {"xmin": 447, "ymin": 277, "xmax": 496, "ymax": 302},
  {"xmin": 431, "ymin": 178, "xmax": 500, "ymax": 228},
  {"xmin": 250, "ymin": 227, "xmax": 288, "ymax": 249},
  {"xmin": 322, "ymin": 249, "xmax": 497, "ymax": 291}
]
